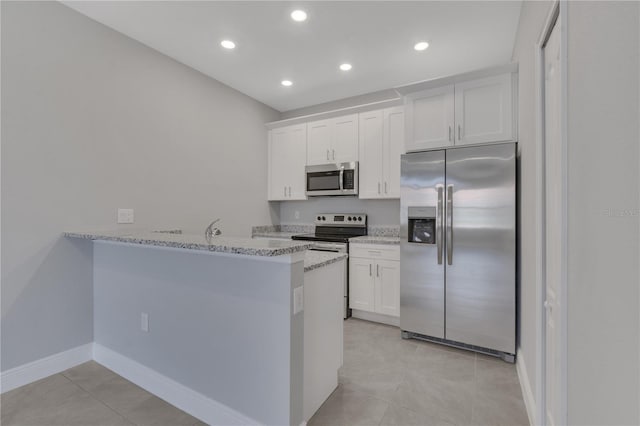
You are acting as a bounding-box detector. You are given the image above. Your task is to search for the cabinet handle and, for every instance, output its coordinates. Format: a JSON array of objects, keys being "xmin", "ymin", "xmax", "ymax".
[
  {"xmin": 288, "ymin": 186, "xmax": 291, "ymax": 197},
  {"xmin": 283, "ymin": 186, "xmax": 287, "ymax": 197},
  {"xmin": 384, "ymin": 182, "xmax": 388, "ymax": 194},
  {"xmin": 448, "ymin": 126, "xmax": 452, "ymax": 142},
  {"xmin": 326, "ymin": 150, "xmax": 330, "ymax": 161},
  {"xmin": 369, "ymin": 264, "xmax": 372, "ymax": 276},
  {"xmin": 332, "ymin": 149, "xmax": 335, "ymax": 160},
  {"xmin": 377, "ymin": 182, "xmax": 381, "ymax": 194},
  {"xmin": 458, "ymin": 125, "xmax": 462, "ymax": 140},
  {"xmin": 376, "ymin": 264, "xmax": 379, "ymax": 277}
]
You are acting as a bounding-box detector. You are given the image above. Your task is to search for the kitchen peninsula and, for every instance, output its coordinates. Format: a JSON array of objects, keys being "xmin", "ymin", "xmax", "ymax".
[{"xmin": 65, "ymin": 230, "xmax": 344, "ymax": 425}]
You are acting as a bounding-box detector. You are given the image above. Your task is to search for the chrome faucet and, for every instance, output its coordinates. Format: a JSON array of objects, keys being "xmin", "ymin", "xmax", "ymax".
[{"xmin": 205, "ymin": 219, "xmax": 222, "ymax": 241}]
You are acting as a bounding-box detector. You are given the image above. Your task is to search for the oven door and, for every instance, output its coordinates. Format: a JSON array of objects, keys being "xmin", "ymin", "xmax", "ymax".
[
  {"xmin": 307, "ymin": 241, "xmax": 350, "ymax": 319},
  {"xmin": 305, "ymin": 162, "xmax": 358, "ymax": 197}
]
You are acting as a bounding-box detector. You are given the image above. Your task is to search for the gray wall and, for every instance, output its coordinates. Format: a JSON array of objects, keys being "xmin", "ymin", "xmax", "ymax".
[
  {"xmin": 566, "ymin": 2, "xmax": 639, "ymax": 424},
  {"xmin": 510, "ymin": 0, "xmax": 553, "ymax": 409},
  {"xmin": 93, "ymin": 242, "xmax": 303, "ymax": 425},
  {"xmin": 279, "ymin": 199, "xmax": 400, "ymax": 226},
  {"xmin": 1, "ymin": 1, "xmax": 279, "ymax": 371}
]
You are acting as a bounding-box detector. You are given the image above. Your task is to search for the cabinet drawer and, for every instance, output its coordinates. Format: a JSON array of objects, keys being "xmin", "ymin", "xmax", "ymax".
[{"xmin": 349, "ymin": 244, "xmax": 399, "ymax": 261}]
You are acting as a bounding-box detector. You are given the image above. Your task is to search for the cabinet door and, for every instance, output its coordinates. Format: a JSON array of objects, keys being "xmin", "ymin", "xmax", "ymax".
[
  {"xmin": 286, "ymin": 124, "xmax": 308, "ymax": 200},
  {"xmin": 358, "ymin": 110, "xmax": 384, "ymax": 199},
  {"xmin": 454, "ymin": 73, "xmax": 514, "ymax": 145},
  {"xmin": 382, "ymin": 106, "xmax": 404, "ymax": 199},
  {"xmin": 405, "ymin": 85, "xmax": 454, "ymax": 151},
  {"xmin": 375, "ymin": 260, "xmax": 400, "ymax": 317},
  {"xmin": 268, "ymin": 128, "xmax": 290, "ymax": 201},
  {"xmin": 332, "ymin": 114, "xmax": 358, "ymax": 163},
  {"xmin": 307, "ymin": 119, "xmax": 332, "ymax": 165},
  {"xmin": 349, "ymin": 258, "xmax": 375, "ymax": 312}
]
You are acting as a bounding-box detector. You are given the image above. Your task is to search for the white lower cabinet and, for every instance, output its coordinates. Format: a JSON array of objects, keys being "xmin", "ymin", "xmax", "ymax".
[
  {"xmin": 374, "ymin": 259, "xmax": 400, "ymax": 317},
  {"xmin": 349, "ymin": 257, "xmax": 376, "ymax": 311},
  {"xmin": 349, "ymin": 244, "xmax": 400, "ymax": 318}
]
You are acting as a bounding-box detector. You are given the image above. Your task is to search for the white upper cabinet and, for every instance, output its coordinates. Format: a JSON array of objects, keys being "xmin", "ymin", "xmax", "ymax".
[
  {"xmin": 358, "ymin": 110, "xmax": 384, "ymax": 199},
  {"xmin": 382, "ymin": 107, "xmax": 404, "ymax": 198},
  {"xmin": 306, "ymin": 119, "xmax": 332, "ymax": 165},
  {"xmin": 405, "ymin": 85, "xmax": 455, "ymax": 152},
  {"xmin": 358, "ymin": 107, "xmax": 404, "ymax": 199},
  {"xmin": 268, "ymin": 124, "xmax": 307, "ymax": 201},
  {"xmin": 404, "ymin": 72, "xmax": 516, "ymax": 151},
  {"xmin": 306, "ymin": 114, "xmax": 358, "ymax": 165},
  {"xmin": 454, "ymin": 74, "xmax": 514, "ymax": 146}
]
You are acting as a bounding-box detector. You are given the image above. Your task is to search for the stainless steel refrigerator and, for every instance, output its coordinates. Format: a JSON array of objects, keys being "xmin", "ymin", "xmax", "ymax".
[{"xmin": 400, "ymin": 142, "xmax": 516, "ymax": 362}]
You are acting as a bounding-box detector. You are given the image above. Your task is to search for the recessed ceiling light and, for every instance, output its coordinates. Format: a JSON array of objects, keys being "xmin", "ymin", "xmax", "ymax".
[
  {"xmin": 339, "ymin": 63, "xmax": 352, "ymax": 71},
  {"xmin": 281, "ymin": 80, "xmax": 293, "ymax": 87},
  {"xmin": 414, "ymin": 41, "xmax": 429, "ymax": 51},
  {"xmin": 291, "ymin": 10, "xmax": 307, "ymax": 22},
  {"xmin": 220, "ymin": 40, "xmax": 236, "ymax": 49}
]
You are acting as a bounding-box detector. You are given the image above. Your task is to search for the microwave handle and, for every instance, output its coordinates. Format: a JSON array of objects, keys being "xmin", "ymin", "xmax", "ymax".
[{"xmin": 339, "ymin": 166, "xmax": 344, "ymax": 191}]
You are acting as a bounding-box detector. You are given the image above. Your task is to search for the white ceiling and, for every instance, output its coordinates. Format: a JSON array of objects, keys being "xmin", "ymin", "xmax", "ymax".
[{"xmin": 63, "ymin": 1, "xmax": 522, "ymax": 112}]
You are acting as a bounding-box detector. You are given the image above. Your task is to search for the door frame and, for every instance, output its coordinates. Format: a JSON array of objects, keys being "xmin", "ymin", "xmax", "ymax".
[{"xmin": 535, "ymin": 1, "xmax": 568, "ymax": 425}]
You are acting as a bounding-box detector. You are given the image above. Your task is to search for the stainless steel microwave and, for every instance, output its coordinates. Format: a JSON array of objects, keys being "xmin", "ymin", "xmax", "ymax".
[{"xmin": 305, "ymin": 162, "xmax": 359, "ymax": 197}]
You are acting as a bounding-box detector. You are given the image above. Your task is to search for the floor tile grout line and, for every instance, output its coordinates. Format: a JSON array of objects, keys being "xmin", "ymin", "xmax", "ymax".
[{"xmin": 62, "ymin": 366, "xmax": 146, "ymax": 426}]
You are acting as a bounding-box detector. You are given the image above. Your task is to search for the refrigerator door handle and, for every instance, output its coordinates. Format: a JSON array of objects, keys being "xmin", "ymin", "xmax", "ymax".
[
  {"xmin": 436, "ymin": 185, "xmax": 444, "ymax": 264},
  {"xmin": 446, "ymin": 184, "xmax": 454, "ymax": 265}
]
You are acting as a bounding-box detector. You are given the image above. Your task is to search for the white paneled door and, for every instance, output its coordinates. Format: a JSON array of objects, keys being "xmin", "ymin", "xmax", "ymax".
[{"xmin": 544, "ymin": 18, "xmax": 563, "ymax": 426}]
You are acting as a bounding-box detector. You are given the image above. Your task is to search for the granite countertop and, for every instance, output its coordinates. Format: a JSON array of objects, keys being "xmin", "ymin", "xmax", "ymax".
[
  {"xmin": 349, "ymin": 235, "xmax": 400, "ymax": 245},
  {"xmin": 304, "ymin": 251, "xmax": 348, "ymax": 273},
  {"xmin": 64, "ymin": 230, "xmax": 312, "ymax": 257}
]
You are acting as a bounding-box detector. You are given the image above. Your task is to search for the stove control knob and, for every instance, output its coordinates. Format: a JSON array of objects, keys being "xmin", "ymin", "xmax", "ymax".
[
  {"xmin": 358, "ymin": 216, "xmax": 363, "ymax": 221},
  {"xmin": 317, "ymin": 216, "xmax": 321, "ymax": 221},
  {"xmin": 322, "ymin": 216, "xmax": 326, "ymax": 221},
  {"xmin": 348, "ymin": 216, "xmax": 352, "ymax": 221}
]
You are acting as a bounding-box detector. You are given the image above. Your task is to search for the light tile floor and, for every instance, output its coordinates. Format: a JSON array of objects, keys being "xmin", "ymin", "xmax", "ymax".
[
  {"xmin": 308, "ymin": 318, "xmax": 529, "ymax": 426},
  {"xmin": 1, "ymin": 362, "xmax": 204, "ymax": 426},
  {"xmin": 2, "ymin": 319, "xmax": 528, "ymax": 426}
]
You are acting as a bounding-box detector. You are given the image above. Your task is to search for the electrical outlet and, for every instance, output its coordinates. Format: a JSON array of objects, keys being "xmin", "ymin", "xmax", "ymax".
[
  {"xmin": 117, "ymin": 208, "xmax": 134, "ymax": 224},
  {"xmin": 293, "ymin": 286, "xmax": 304, "ymax": 314},
  {"xmin": 294, "ymin": 210, "xmax": 300, "ymax": 220},
  {"xmin": 140, "ymin": 312, "xmax": 149, "ymax": 332}
]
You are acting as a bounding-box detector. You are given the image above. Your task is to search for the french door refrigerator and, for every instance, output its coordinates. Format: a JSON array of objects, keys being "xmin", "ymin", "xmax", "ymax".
[{"xmin": 400, "ymin": 142, "xmax": 516, "ymax": 362}]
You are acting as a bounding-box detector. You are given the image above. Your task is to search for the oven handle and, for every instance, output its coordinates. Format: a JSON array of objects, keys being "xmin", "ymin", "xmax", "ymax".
[
  {"xmin": 339, "ymin": 166, "xmax": 344, "ymax": 192},
  {"xmin": 308, "ymin": 242, "xmax": 348, "ymax": 253}
]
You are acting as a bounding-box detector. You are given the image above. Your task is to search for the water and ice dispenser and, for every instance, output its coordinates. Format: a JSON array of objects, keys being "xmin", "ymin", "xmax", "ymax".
[{"xmin": 407, "ymin": 206, "xmax": 436, "ymax": 244}]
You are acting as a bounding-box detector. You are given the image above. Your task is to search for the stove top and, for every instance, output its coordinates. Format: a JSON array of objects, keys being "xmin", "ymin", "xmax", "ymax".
[
  {"xmin": 291, "ymin": 213, "xmax": 368, "ymax": 243},
  {"xmin": 291, "ymin": 233, "xmax": 353, "ymax": 243}
]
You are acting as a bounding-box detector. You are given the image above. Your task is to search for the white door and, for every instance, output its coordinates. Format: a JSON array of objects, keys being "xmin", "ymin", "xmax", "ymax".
[
  {"xmin": 454, "ymin": 74, "xmax": 514, "ymax": 145},
  {"xmin": 332, "ymin": 114, "xmax": 358, "ymax": 163},
  {"xmin": 349, "ymin": 258, "xmax": 374, "ymax": 312},
  {"xmin": 358, "ymin": 110, "xmax": 384, "ymax": 199},
  {"xmin": 382, "ymin": 106, "xmax": 404, "ymax": 198},
  {"xmin": 404, "ymin": 85, "xmax": 454, "ymax": 151},
  {"xmin": 307, "ymin": 119, "xmax": 332, "ymax": 165},
  {"xmin": 267, "ymin": 128, "xmax": 290, "ymax": 201},
  {"xmin": 375, "ymin": 260, "xmax": 400, "ymax": 317},
  {"xmin": 287, "ymin": 124, "xmax": 307, "ymax": 200},
  {"xmin": 544, "ymin": 20, "xmax": 562, "ymax": 426}
]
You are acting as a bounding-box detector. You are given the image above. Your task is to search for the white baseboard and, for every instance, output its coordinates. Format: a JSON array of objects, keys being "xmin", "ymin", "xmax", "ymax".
[
  {"xmin": 351, "ymin": 309, "xmax": 400, "ymax": 327},
  {"xmin": 0, "ymin": 343, "xmax": 93, "ymax": 394},
  {"xmin": 93, "ymin": 344, "xmax": 260, "ymax": 426},
  {"xmin": 516, "ymin": 350, "xmax": 536, "ymax": 426}
]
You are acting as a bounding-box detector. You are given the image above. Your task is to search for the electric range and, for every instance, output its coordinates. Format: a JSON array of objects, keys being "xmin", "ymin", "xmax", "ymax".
[{"xmin": 292, "ymin": 213, "xmax": 367, "ymax": 318}]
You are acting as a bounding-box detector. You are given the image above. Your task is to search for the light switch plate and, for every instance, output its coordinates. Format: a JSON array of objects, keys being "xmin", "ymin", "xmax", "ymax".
[
  {"xmin": 117, "ymin": 208, "xmax": 134, "ymax": 224},
  {"xmin": 293, "ymin": 286, "xmax": 304, "ymax": 314}
]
